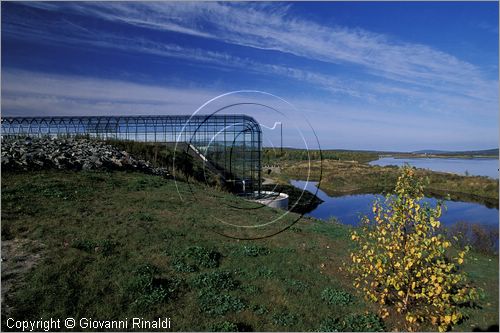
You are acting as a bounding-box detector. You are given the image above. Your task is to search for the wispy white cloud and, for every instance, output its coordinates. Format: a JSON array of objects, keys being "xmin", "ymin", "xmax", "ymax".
[
  {"xmin": 4, "ymin": 6, "xmax": 496, "ymax": 119},
  {"xmin": 2, "ymin": 2, "xmax": 498, "ymax": 150},
  {"xmin": 1, "ymin": 14, "xmax": 366, "ymax": 99},
  {"xmin": 18, "ymin": 1, "xmax": 497, "ymax": 104}
]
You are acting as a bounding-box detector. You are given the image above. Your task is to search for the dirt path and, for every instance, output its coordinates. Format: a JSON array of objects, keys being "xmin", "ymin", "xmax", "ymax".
[{"xmin": 1, "ymin": 238, "xmax": 44, "ymax": 317}]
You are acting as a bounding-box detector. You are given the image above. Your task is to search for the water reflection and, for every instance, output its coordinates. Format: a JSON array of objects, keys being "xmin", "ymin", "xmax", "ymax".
[{"xmin": 291, "ymin": 180, "xmax": 499, "ymax": 227}]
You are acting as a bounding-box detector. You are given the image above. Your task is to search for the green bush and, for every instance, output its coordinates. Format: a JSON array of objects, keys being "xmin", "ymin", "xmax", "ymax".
[
  {"xmin": 129, "ymin": 264, "xmax": 181, "ymax": 308},
  {"xmin": 318, "ymin": 314, "xmax": 384, "ymax": 332},
  {"xmin": 130, "ymin": 264, "xmax": 160, "ymax": 291},
  {"xmin": 343, "ymin": 314, "xmax": 385, "ymax": 332},
  {"xmin": 272, "ymin": 311, "xmax": 298, "ymax": 327},
  {"xmin": 191, "ymin": 271, "xmax": 238, "ymax": 291},
  {"xmin": 197, "ymin": 289, "xmax": 245, "ymax": 315},
  {"xmin": 318, "ymin": 317, "xmax": 341, "ymax": 332},
  {"xmin": 208, "ymin": 321, "xmax": 239, "ymax": 332},
  {"xmin": 240, "ymin": 245, "xmax": 270, "ymax": 257},
  {"xmin": 133, "ymin": 287, "xmax": 171, "ymax": 308},
  {"xmin": 251, "ymin": 304, "xmax": 268, "ymax": 315},
  {"xmin": 172, "ymin": 246, "xmax": 221, "ymax": 272},
  {"xmin": 171, "ymin": 257, "xmax": 197, "ymax": 273},
  {"xmin": 284, "ymin": 278, "xmax": 309, "ymax": 293},
  {"xmin": 321, "ymin": 287, "xmax": 353, "ymax": 306}
]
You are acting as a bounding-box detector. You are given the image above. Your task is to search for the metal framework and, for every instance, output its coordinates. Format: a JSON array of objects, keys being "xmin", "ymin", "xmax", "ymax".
[{"xmin": 1, "ymin": 115, "xmax": 262, "ymax": 194}]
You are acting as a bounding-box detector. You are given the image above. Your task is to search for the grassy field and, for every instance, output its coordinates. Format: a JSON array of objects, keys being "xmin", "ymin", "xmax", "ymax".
[
  {"xmin": 1, "ymin": 170, "xmax": 498, "ymax": 331},
  {"xmin": 263, "ymin": 148, "xmax": 380, "ymax": 164},
  {"xmin": 268, "ymin": 159, "xmax": 499, "ymax": 208}
]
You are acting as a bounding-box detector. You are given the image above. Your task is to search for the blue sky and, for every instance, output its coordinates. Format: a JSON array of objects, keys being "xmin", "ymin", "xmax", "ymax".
[{"xmin": 1, "ymin": 1, "xmax": 498, "ymax": 151}]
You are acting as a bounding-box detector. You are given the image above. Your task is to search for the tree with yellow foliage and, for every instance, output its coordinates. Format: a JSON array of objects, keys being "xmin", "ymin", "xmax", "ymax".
[{"xmin": 349, "ymin": 166, "xmax": 479, "ymax": 331}]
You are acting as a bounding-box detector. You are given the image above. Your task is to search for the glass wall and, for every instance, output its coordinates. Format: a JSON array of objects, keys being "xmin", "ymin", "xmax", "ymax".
[{"xmin": 1, "ymin": 115, "xmax": 262, "ymax": 194}]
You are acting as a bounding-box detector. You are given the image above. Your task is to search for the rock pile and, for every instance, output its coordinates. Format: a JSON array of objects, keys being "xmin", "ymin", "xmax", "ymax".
[{"xmin": 1, "ymin": 136, "xmax": 170, "ymax": 177}]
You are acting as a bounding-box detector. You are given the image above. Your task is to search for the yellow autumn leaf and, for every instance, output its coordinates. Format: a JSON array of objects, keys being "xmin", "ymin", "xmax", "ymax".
[{"xmin": 348, "ymin": 166, "xmax": 478, "ymax": 332}]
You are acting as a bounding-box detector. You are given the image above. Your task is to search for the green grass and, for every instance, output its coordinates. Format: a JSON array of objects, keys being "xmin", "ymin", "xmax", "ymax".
[
  {"xmin": 263, "ymin": 148, "xmax": 379, "ymax": 164},
  {"xmin": 1, "ymin": 170, "xmax": 498, "ymax": 331}
]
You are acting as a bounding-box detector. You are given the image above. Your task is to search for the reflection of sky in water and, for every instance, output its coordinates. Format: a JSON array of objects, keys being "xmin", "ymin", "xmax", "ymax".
[
  {"xmin": 370, "ymin": 157, "xmax": 498, "ymax": 179},
  {"xmin": 291, "ymin": 180, "xmax": 499, "ymax": 227}
]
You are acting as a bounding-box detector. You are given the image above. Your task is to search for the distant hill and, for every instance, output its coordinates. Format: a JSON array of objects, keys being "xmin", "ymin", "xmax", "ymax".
[{"xmin": 412, "ymin": 148, "xmax": 499, "ymax": 156}]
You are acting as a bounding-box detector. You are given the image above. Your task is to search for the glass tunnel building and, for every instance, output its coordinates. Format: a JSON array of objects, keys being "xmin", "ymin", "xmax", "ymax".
[{"xmin": 1, "ymin": 115, "xmax": 262, "ymax": 194}]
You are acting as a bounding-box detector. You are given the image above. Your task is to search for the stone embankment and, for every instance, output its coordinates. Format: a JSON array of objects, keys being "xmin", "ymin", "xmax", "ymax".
[{"xmin": 1, "ymin": 136, "xmax": 170, "ymax": 177}]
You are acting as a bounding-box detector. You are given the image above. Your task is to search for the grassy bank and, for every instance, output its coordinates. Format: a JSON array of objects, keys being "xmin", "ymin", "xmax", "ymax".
[
  {"xmin": 270, "ymin": 159, "xmax": 499, "ymax": 208},
  {"xmin": 1, "ymin": 170, "xmax": 498, "ymax": 331}
]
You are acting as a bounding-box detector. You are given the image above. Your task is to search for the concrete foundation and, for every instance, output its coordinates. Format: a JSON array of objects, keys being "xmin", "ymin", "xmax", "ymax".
[{"xmin": 251, "ymin": 191, "xmax": 289, "ymax": 209}]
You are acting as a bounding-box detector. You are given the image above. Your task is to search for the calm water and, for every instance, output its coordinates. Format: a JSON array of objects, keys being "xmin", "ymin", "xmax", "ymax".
[
  {"xmin": 369, "ymin": 157, "xmax": 499, "ymax": 179},
  {"xmin": 291, "ymin": 180, "xmax": 499, "ymax": 227}
]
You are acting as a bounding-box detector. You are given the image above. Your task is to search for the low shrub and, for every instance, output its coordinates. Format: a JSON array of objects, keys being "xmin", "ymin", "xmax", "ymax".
[
  {"xmin": 318, "ymin": 314, "xmax": 384, "ymax": 332},
  {"xmin": 251, "ymin": 304, "xmax": 268, "ymax": 315},
  {"xmin": 272, "ymin": 311, "xmax": 298, "ymax": 327},
  {"xmin": 318, "ymin": 317, "xmax": 341, "ymax": 332},
  {"xmin": 320, "ymin": 287, "xmax": 353, "ymax": 306},
  {"xmin": 197, "ymin": 289, "xmax": 245, "ymax": 315},
  {"xmin": 129, "ymin": 264, "xmax": 182, "ymax": 308},
  {"xmin": 171, "ymin": 257, "xmax": 197, "ymax": 273},
  {"xmin": 342, "ymin": 313, "xmax": 385, "ymax": 332},
  {"xmin": 172, "ymin": 246, "xmax": 221, "ymax": 272},
  {"xmin": 208, "ymin": 321, "xmax": 239, "ymax": 332},
  {"xmin": 133, "ymin": 286, "xmax": 171, "ymax": 308},
  {"xmin": 240, "ymin": 245, "xmax": 270, "ymax": 257},
  {"xmin": 284, "ymin": 278, "xmax": 309, "ymax": 293},
  {"xmin": 191, "ymin": 271, "xmax": 238, "ymax": 291}
]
